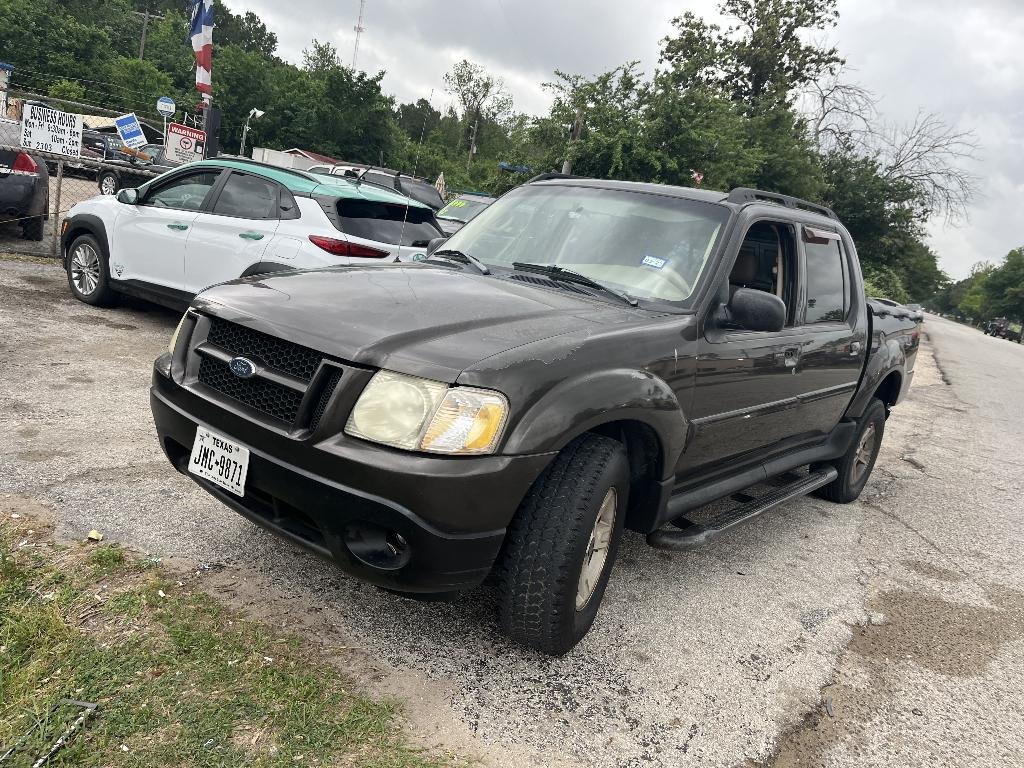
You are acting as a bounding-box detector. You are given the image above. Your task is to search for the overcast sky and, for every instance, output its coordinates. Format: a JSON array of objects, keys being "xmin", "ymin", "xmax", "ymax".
[{"xmin": 235, "ymin": 0, "xmax": 1022, "ymax": 279}]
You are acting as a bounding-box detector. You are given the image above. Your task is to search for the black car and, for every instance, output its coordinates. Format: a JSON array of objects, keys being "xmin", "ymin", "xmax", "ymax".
[
  {"xmin": 96, "ymin": 146, "xmax": 177, "ymax": 196},
  {"xmin": 81, "ymin": 130, "xmax": 132, "ymax": 164},
  {"xmin": 151, "ymin": 178, "xmax": 919, "ymax": 654},
  {"xmin": 0, "ymin": 148, "xmax": 50, "ymax": 240},
  {"xmin": 308, "ymin": 164, "xmax": 445, "ymax": 210}
]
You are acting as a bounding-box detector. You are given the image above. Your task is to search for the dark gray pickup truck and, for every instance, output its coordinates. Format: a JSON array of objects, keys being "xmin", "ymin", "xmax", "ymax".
[{"xmin": 151, "ymin": 176, "xmax": 918, "ymax": 654}]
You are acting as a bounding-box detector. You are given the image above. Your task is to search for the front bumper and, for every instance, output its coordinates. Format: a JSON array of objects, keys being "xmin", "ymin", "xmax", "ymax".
[{"xmin": 151, "ymin": 364, "xmax": 554, "ymax": 592}]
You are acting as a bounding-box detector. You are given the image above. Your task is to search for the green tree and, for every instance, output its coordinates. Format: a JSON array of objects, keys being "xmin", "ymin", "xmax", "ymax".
[
  {"xmin": 982, "ymin": 248, "xmax": 1024, "ymax": 319},
  {"xmin": 661, "ymin": 0, "xmax": 842, "ymax": 106}
]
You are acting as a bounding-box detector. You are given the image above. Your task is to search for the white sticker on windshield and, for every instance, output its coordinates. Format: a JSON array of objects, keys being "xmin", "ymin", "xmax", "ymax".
[{"xmin": 642, "ymin": 255, "xmax": 667, "ymax": 269}]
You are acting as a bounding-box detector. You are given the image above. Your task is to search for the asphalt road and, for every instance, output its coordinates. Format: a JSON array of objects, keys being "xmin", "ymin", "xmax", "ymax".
[{"xmin": 1, "ymin": 257, "xmax": 1022, "ymax": 768}]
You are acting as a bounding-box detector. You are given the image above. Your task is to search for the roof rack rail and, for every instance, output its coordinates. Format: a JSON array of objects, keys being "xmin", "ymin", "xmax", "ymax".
[
  {"xmin": 727, "ymin": 187, "xmax": 837, "ymax": 220},
  {"xmin": 527, "ymin": 172, "xmax": 584, "ymax": 184}
]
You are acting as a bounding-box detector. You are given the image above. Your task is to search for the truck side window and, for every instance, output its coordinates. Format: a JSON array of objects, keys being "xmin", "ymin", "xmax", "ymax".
[
  {"xmin": 803, "ymin": 229, "xmax": 847, "ymax": 323},
  {"xmin": 730, "ymin": 220, "xmax": 798, "ymax": 326}
]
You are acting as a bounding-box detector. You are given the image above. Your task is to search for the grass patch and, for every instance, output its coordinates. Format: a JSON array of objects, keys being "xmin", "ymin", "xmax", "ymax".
[{"xmin": 0, "ymin": 524, "xmax": 458, "ymax": 768}]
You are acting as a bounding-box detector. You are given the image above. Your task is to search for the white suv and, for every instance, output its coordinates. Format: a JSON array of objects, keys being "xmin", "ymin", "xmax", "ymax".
[{"xmin": 62, "ymin": 158, "xmax": 443, "ymax": 309}]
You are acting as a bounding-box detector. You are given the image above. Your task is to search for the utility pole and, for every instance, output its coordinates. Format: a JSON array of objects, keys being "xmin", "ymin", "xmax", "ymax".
[
  {"xmin": 466, "ymin": 117, "xmax": 478, "ymax": 172},
  {"xmin": 132, "ymin": 7, "xmax": 165, "ymax": 60},
  {"xmin": 561, "ymin": 106, "xmax": 585, "ymax": 175},
  {"xmin": 351, "ymin": 0, "xmax": 367, "ymax": 70}
]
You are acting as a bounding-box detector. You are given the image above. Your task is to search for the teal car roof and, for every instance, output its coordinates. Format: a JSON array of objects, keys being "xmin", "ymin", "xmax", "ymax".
[{"xmin": 187, "ymin": 158, "xmax": 431, "ymax": 209}]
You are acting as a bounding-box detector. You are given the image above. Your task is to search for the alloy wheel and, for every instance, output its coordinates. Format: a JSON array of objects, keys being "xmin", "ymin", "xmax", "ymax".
[{"xmin": 70, "ymin": 244, "xmax": 101, "ymax": 296}]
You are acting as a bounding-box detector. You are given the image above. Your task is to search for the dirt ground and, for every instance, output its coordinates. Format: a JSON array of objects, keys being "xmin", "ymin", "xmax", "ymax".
[{"xmin": 2, "ymin": 256, "xmax": 1022, "ymax": 767}]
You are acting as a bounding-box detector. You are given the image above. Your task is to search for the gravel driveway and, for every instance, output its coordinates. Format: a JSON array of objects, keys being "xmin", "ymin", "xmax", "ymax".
[{"xmin": 1, "ymin": 256, "xmax": 1021, "ymax": 767}]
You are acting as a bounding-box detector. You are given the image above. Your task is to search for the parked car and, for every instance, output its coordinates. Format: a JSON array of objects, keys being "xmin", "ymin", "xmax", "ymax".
[
  {"xmin": 0, "ymin": 147, "xmax": 50, "ymax": 240},
  {"xmin": 149, "ymin": 177, "xmax": 919, "ymax": 654},
  {"xmin": 308, "ymin": 164, "xmax": 445, "ymax": 211},
  {"xmin": 62, "ymin": 158, "xmax": 443, "ymax": 309},
  {"xmin": 81, "ymin": 130, "xmax": 133, "ymax": 163},
  {"xmin": 94, "ymin": 146, "xmax": 179, "ymax": 196},
  {"xmin": 984, "ymin": 317, "xmax": 1022, "ymax": 341},
  {"xmin": 436, "ymin": 194, "xmax": 496, "ymax": 235},
  {"xmin": 869, "ymin": 297, "xmax": 923, "ymax": 323}
]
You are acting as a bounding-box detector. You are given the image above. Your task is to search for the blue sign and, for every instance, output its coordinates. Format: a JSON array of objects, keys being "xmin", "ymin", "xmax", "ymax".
[
  {"xmin": 114, "ymin": 112, "xmax": 146, "ymax": 149},
  {"xmin": 156, "ymin": 96, "xmax": 175, "ymax": 118}
]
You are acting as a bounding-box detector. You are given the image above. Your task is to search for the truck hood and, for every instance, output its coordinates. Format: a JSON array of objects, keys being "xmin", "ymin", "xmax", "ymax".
[{"xmin": 194, "ymin": 264, "xmax": 643, "ymax": 382}]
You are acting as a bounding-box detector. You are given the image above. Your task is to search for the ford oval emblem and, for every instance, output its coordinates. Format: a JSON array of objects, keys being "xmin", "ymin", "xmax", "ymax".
[{"xmin": 229, "ymin": 356, "xmax": 257, "ymax": 379}]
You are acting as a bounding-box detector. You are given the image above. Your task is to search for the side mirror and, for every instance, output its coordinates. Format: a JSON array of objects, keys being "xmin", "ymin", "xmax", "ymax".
[
  {"xmin": 723, "ymin": 288, "xmax": 786, "ymax": 332},
  {"xmin": 116, "ymin": 188, "xmax": 139, "ymax": 205},
  {"xmin": 425, "ymin": 236, "xmax": 448, "ymax": 256}
]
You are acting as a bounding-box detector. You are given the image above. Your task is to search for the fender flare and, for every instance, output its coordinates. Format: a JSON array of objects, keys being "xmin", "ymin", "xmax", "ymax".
[
  {"xmin": 62, "ymin": 214, "xmax": 110, "ymax": 269},
  {"xmin": 501, "ymin": 367, "xmax": 687, "ymax": 479},
  {"xmin": 846, "ymin": 340, "xmax": 907, "ymax": 419}
]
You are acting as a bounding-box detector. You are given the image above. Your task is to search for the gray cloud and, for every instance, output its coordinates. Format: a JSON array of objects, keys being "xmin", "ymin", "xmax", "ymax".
[{"xmin": 234, "ymin": 0, "xmax": 1022, "ymax": 278}]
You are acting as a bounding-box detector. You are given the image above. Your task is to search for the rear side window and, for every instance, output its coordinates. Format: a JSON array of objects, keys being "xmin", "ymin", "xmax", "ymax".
[
  {"xmin": 213, "ymin": 173, "xmax": 280, "ymax": 219},
  {"xmin": 804, "ymin": 231, "xmax": 847, "ymax": 323},
  {"xmin": 336, "ymin": 199, "xmax": 441, "ymax": 246},
  {"xmin": 363, "ymin": 172, "xmax": 396, "ymax": 190}
]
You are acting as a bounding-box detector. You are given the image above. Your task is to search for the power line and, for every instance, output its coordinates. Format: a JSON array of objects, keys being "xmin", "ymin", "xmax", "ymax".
[{"xmin": 10, "ymin": 66, "xmax": 172, "ymax": 102}]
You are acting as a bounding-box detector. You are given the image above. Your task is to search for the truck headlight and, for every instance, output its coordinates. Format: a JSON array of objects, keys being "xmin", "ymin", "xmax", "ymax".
[
  {"xmin": 345, "ymin": 370, "xmax": 509, "ymax": 455},
  {"xmin": 168, "ymin": 313, "xmax": 189, "ymax": 355}
]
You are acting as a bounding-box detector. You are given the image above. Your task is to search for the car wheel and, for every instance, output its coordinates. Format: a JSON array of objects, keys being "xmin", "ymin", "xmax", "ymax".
[
  {"xmin": 98, "ymin": 171, "xmax": 119, "ymax": 195},
  {"xmin": 497, "ymin": 433, "xmax": 629, "ymax": 655},
  {"xmin": 21, "ymin": 214, "xmax": 44, "ymax": 241},
  {"xmin": 67, "ymin": 234, "xmax": 114, "ymax": 306},
  {"xmin": 813, "ymin": 397, "xmax": 886, "ymax": 504}
]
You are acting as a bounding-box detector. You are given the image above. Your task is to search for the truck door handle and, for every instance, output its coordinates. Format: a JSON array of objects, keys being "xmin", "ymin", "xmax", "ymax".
[
  {"xmin": 166, "ymin": 223, "xmax": 189, "ymax": 231},
  {"xmin": 850, "ymin": 341, "xmax": 863, "ymax": 356},
  {"xmin": 238, "ymin": 231, "xmax": 264, "ymax": 240},
  {"xmin": 782, "ymin": 347, "xmax": 799, "ymax": 367}
]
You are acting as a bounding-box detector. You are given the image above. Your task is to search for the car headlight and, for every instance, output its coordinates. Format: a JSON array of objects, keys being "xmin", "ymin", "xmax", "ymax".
[
  {"xmin": 168, "ymin": 312, "xmax": 189, "ymax": 355},
  {"xmin": 345, "ymin": 370, "xmax": 509, "ymax": 455}
]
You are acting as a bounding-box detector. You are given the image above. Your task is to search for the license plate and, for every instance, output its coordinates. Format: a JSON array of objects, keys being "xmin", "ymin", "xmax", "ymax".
[{"xmin": 188, "ymin": 427, "xmax": 249, "ymax": 497}]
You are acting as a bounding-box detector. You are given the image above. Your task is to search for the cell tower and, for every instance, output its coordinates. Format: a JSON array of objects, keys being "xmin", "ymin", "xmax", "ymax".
[{"xmin": 351, "ymin": 0, "xmax": 367, "ymax": 70}]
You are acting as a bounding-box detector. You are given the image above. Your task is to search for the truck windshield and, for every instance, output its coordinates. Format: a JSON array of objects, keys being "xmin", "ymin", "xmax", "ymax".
[{"xmin": 442, "ymin": 185, "xmax": 729, "ymax": 304}]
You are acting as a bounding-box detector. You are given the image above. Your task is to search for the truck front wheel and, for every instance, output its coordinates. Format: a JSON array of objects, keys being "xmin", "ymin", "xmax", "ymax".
[
  {"xmin": 497, "ymin": 434, "xmax": 629, "ymax": 655},
  {"xmin": 814, "ymin": 397, "xmax": 886, "ymax": 503}
]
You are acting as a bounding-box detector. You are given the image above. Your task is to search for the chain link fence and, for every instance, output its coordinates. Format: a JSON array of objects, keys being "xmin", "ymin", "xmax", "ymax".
[{"xmin": 0, "ymin": 141, "xmax": 161, "ymax": 261}]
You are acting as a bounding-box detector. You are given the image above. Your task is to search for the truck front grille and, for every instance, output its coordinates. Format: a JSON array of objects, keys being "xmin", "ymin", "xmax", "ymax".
[
  {"xmin": 194, "ymin": 317, "xmax": 343, "ymax": 430},
  {"xmin": 198, "ymin": 356, "xmax": 306, "ymax": 423},
  {"xmin": 206, "ymin": 317, "xmax": 322, "ymax": 382}
]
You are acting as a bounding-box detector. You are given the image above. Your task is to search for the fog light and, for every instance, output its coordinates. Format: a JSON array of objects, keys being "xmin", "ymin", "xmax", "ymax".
[{"xmin": 344, "ymin": 522, "xmax": 411, "ymax": 571}]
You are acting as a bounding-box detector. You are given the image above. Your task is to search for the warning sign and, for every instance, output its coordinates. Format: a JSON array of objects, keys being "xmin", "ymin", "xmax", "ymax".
[{"xmin": 166, "ymin": 122, "xmax": 207, "ymax": 165}]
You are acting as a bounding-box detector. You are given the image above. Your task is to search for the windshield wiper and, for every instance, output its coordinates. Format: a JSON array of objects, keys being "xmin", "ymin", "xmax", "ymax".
[
  {"xmin": 428, "ymin": 249, "xmax": 490, "ymax": 275},
  {"xmin": 512, "ymin": 262, "xmax": 638, "ymax": 307}
]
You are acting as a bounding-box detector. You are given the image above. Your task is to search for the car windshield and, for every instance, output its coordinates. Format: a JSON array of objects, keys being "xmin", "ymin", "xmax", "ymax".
[
  {"xmin": 441, "ymin": 184, "xmax": 729, "ymax": 304},
  {"xmin": 437, "ymin": 198, "xmax": 490, "ymax": 223}
]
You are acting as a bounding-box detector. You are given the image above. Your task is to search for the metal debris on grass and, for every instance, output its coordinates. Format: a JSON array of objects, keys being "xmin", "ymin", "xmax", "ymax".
[{"xmin": 0, "ymin": 699, "xmax": 98, "ymax": 766}]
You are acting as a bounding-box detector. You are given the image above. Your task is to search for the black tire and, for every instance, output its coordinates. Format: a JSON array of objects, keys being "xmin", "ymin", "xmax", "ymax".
[
  {"xmin": 497, "ymin": 433, "xmax": 629, "ymax": 655},
  {"xmin": 66, "ymin": 233, "xmax": 115, "ymax": 306},
  {"xmin": 21, "ymin": 214, "xmax": 44, "ymax": 241},
  {"xmin": 98, "ymin": 170, "xmax": 119, "ymax": 196},
  {"xmin": 813, "ymin": 398, "xmax": 886, "ymax": 503}
]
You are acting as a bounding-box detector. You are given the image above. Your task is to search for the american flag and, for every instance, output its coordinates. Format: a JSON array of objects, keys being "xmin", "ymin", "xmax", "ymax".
[{"xmin": 189, "ymin": 0, "xmax": 214, "ymax": 98}]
